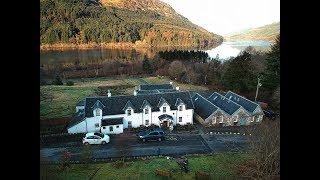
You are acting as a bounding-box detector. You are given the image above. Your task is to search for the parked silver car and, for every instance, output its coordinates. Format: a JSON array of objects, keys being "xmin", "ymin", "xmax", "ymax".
[{"xmin": 82, "ymin": 132, "xmax": 110, "ymax": 145}]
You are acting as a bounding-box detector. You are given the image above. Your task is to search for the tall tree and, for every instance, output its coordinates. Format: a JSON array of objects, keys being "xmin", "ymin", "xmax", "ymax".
[
  {"xmin": 223, "ymin": 51, "xmax": 255, "ymax": 92},
  {"xmin": 261, "ymin": 35, "xmax": 280, "ymax": 92},
  {"xmin": 142, "ymin": 56, "xmax": 154, "ymax": 74}
]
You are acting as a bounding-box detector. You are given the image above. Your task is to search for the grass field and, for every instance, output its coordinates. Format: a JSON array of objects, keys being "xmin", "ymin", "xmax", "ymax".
[
  {"xmin": 41, "ymin": 153, "xmax": 251, "ymax": 179},
  {"xmin": 40, "ymin": 76, "xmax": 208, "ymax": 120}
]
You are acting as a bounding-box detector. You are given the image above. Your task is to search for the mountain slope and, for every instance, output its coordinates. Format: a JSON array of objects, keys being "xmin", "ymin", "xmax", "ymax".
[
  {"xmin": 224, "ymin": 22, "xmax": 280, "ymax": 42},
  {"xmin": 40, "ymin": 0, "xmax": 223, "ymax": 49}
]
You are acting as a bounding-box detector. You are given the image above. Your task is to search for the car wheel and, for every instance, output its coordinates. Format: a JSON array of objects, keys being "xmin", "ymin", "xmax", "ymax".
[
  {"xmin": 84, "ymin": 142, "xmax": 89, "ymax": 145},
  {"xmin": 142, "ymin": 139, "xmax": 146, "ymax": 142},
  {"xmin": 158, "ymin": 138, "xmax": 162, "ymax": 142},
  {"xmin": 101, "ymin": 141, "xmax": 106, "ymax": 145}
]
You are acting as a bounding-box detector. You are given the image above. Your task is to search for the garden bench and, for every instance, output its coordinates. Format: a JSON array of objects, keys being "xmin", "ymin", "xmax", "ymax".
[{"xmin": 155, "ymin": 168, "xmax": 172, "ymax": 178}]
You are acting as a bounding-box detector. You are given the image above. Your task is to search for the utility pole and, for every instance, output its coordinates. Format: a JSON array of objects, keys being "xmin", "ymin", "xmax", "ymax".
[{"xmin": 255, "ymin": 78, "xmax": 262, "ymax": 102}]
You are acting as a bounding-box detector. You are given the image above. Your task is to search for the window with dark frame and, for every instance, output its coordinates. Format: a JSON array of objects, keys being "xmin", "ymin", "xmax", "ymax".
[
  {"xmin": 179, "ymin": 117, "xmax": 182, "ymax": 122},
  {"xmin": 95, "ymin": 123, "xmax": 99, "ymax": 128},
  {"xmin": 116, "ymin": 125, "xmax": 119, "ymax": 128},
  {"xmin": 163, "ymin": 107, "xmax": 166, "ymax": 113},
  {"xmin": 96, "ymin": 109, "xmax": 100, "ymax": 116},
  {"xmin": 128, "ymin": 109, "xmax": 131, "ymax": 115},
  {"xmin": 128, "ymin": 121, "xmax": 132, "ymax": 128},
  {"xmin": 179, "ymin": 105, "xmax": 183, "ymax": 111},
  {"xmin": 145, "ymin": 120, "xmax": 149, "ymax": 125},
  {"xmin": 109, "ymin": 126, "xmax": 113, "ymax": 132},
  {"xmin": 145, "ymin": 108, "xmax": 149, "ymax": 114}
]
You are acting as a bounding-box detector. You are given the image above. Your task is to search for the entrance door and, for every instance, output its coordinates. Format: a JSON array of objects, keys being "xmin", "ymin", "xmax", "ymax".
[
  {"xmin": 240, "ymin": 116, "xmax": 246, "ymax": 125},
  {"xmin": 162, "ymin": 120, "xmax": 168, "ymax": 128}
]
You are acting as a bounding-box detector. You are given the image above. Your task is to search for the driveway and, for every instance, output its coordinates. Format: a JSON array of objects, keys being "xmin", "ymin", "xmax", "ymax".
[{"xmin": 40, "ymin": 132, "xmax": 250, "ymax": 163}]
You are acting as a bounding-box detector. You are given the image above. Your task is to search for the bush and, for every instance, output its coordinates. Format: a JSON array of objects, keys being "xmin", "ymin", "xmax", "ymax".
[
  {"xmin": 66, "ymin": 81, "xmax": 74, "ymax": 86},
  {"xmin": 52, "ymin": 76, "xmax": 63, "ymax": 85}
]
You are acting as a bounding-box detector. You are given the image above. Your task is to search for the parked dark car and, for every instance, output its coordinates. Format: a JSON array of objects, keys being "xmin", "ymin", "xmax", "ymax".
[
  {"xmin": 137, "ymin": 128, "xmax": 165, "ymax": 142},
  {"xmin": 263, "ymin": 109, "xmax": 276, "ymax": 120}
]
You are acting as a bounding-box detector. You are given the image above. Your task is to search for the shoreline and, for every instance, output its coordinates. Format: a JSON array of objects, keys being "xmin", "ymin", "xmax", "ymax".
[{"xmin": 40, "ymin": 42, "xmax": 217, "ymax": 51}]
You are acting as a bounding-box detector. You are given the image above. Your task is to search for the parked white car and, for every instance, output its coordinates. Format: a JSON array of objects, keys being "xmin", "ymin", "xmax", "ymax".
[{"xmin": 82, "ymin": 132, "xmax": 110, "ymax": 145}]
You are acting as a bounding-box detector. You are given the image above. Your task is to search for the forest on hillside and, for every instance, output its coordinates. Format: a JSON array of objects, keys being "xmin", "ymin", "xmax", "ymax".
[{"xmin": 40, "ymin": 0, "xmax": 223, "ymax": 48}]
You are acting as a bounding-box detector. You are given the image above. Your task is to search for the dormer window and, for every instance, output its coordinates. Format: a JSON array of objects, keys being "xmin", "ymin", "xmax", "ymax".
[
  {"xmin": 251, "ymin": 116, "xmax": 255, "ymax": 122},
  {"xmin": 232, "ymin": 115, "xmax": 238, "ymax": 122},
  {"xmin": 95, "ymin": 109, "xmax": 101, "ymax": 116},
  {"xmin": 163, "ymin": 107, "xmax": 166, "ymax": 113},
  {"xmin": 127, "ymin": 109, "xmax": 132, "ymax": 116},
  {"xmin": 145, "ymin": 108, "xmax": 149, "ymax": 114},
  {"xmin": 217, "ymin": 116, "xmax": 223, "ymax": 123},
  {"xmin": 179, "ymin": 105, "xmax": 183, "ymax": 111}
]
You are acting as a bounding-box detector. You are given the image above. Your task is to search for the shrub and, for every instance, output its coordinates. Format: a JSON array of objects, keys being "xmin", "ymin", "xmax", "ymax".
[
  {"xmin": 52, "ymin": 76, "xmax": 63, "ymax": 85},
  {"xmin": 66, "ymin": 81, "xmax": 74, "ymax": 86}
]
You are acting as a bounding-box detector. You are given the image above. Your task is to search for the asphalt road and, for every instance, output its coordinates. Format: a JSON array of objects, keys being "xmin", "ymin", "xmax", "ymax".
[{"xmin": 40, "ymin": 133, "xmax": 250, "ymax": 163}]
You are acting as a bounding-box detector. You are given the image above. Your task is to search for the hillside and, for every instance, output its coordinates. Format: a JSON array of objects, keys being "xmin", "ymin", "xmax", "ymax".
[
  {"xmin": 40, "ymin": 0, "xmax": 223, "ymax": 49},
  {"xmin": 224, "ymin": 22, "xmax": 280, "ymax": 42}
]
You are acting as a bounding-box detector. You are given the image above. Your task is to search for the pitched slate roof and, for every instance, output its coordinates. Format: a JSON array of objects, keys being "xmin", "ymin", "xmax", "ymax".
[
  {"xmin": 207, "ymin": 92, "xmax": 241, "ymax": 116},
  {"xmin": 85, "ymin": 91, "xmax": 194, "ymax": 117},
  {"xmin": 191, "ymin": 93, "xmax": 219, "ymax": 119},
  {"xmin": 225, "ymin": 91, "xmax": 259, "ymax": 114},
  {"xmin": 175, "ymin": 98, "xmax": 185, "ymax": 106},
  {"xmin": 190, "ymin": 90, "xmax": 216, "ymax": 99},
  {"xmin": 157, "ymin": 97, "xmax": 170, "ymax": 107},
  {"xmin": 140, "ymin": 100, "xmax": 152, "ymax": 109},
  {"xmin": 137, "ymin": 90, "xmax": 160, "ymax": 94},
  {"xmin": 67, "ymin": 110, "xmax": 85, "ymax": 128},
  {"xmin": 139, "ymin": 84, "xmax": 173, "ymax": 90},
  {"xmin": 91, "ymin": 100, "xmax": 105, "ymax": 109},
  {"xmin": 101, "ymin": 118, "xmax": 123, "ymax": 126},
  {"xmin": 76, "ymin": 100, "xmax": 85, "ymax": 106}
]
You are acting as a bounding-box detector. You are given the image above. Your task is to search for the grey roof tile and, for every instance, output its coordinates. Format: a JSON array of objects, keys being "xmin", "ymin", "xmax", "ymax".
[
  {"xmin": 158, "ymin": 114, "xmax": 173, "ymax": 121},
  {"xmin": 85, "ymin": 91, "xmax": 194, "ymax": 117},
  {"xmin": 91, "ymin": 100, "xmax": 105, "ymax": 109},
  {"xmin": 190, "ymin": 90, "xmax": 216, "ymax": 99},
  {"xmin": 68, "ymin": 111, "xmax": 85, "ymax": 128},
  {"xmin": 191, "ymin": 93, "xmax": 219, "ymax": 119},
  {"xmin": 101, "ymin": 118, "xmax": 123, "ymax": 126},
  {"xmin": 225, "ymin": 91, "xmax": 259, "ymax": 114},
  {"xmin": 207, "ymin": 92, "xmax": 241, "ymax": 116}
]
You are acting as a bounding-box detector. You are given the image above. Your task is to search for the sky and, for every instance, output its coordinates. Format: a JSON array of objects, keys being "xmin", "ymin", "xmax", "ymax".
[{"xmin": 160, "ymin": 0, "xmax": 280, "ymax": 35}]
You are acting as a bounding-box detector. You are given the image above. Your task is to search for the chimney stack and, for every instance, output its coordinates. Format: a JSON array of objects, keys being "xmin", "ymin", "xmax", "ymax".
[
  {"xmin": 133, "ymin": 90, "xmax": 137, "ymax": 96},
  {"xmin": 170, "ymin": 81, "xmax": 173, "ymax": 85},
  {"xmin": 107, "ymin": 90, "xmax": 111, "ymax": 97},
  {"xmin": 176, "ymin": 86, "xmax": 179, "ymax": 91}
]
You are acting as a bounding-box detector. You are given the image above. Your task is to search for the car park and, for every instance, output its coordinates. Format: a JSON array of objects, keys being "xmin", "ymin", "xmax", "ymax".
[
  {"xmin": 137, "ymin": 128, "xmax": 165, "ymax": 142},
  {"xmin": 82, "ymin": 132, "xmax": 110, "ymax": 145}
]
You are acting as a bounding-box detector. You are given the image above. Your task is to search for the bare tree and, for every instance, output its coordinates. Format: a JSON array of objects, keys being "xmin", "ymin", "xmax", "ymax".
[{"xmin": 237, "ymin": 120, "xmax": 280, "ymax": 179}]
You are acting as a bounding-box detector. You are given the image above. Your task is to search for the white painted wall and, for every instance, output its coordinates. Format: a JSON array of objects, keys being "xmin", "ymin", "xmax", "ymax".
[
  {"xmin": 142, "ymin": 106, "xmax": 152, "ymax": 127},
  {"xmin": 69, "ymin": 105, "xmax": 194, "ymax": 134},
  {"xmin": 101, "ymin": 124, "xmax": 123, "ymax": 134},
  {"xmin": 68, "ymin": 120, "xmax": 87, "ymax": 133},
  {"xmin": 176, "ymin": 108, "xmax": 193, "ymax": 125},
  {"xmin": 85, "ymin": 116, "xmax": 102, "ymax": 133}
]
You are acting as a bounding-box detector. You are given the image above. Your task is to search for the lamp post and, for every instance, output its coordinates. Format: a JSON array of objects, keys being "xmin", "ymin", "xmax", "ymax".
[{"xmin": 255, "ymin": 78, "xmax": 262, "ymax": 102}]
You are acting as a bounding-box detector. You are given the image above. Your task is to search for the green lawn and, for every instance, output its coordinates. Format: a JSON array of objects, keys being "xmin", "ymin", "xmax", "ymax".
[
  {"xmin": 40, "ymin": 86, "xmax": 96, "ymax": 120},
  {"xmin": 41, "ymin": 153, "xmax": 252, "ymax": 179}
]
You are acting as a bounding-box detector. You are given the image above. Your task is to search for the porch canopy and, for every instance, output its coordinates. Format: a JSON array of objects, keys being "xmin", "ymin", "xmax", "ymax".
[{"xmin": 158, "ymin": 114, "xmax": 173, "ymax": 121}]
